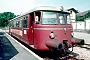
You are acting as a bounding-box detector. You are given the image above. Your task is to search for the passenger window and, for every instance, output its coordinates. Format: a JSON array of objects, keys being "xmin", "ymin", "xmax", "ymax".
[
  {"xmin": 15, "ymin": 18, "xmax": 22, "ymax": 28},
  {"xmin": 14, "ymin": 21, "xmax": 16, "ymax": 27},
  {"xmin": 10, "ymin": 21, "xmax": 14, "ymax": 27},
  {"xmin": 23, "ymin": 16, "xmax": 28, "ymax": 28},
  {"xmin": 16, "ymin": 21, "xmax": 20, "ymax": 27},
  {"xmin": 19, "ymin": 20, "xmax": 22, "ymax": 27}
]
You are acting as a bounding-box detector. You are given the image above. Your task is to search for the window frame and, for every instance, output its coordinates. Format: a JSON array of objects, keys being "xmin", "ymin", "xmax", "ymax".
[
  {"xmin": 22, "ymin": 16, "xmax": 28, "ymax": 28},
  {"xmin": 58, "ymin": 12, "xmax": 71, "ymax": 25},
  {"xmin": 41, "ymin": 11, "xmax": 59, "ymax": 25}
]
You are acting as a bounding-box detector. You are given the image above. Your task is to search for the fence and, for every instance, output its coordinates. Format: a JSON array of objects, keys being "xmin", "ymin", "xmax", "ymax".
[{"xmin": 72, "ymin": 21, "xmax": 90, "ymax": 34}]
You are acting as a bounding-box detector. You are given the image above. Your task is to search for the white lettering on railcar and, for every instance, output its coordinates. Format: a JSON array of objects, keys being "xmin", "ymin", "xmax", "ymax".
[{"xmin": 24, "ymin": 30, "xmax": 27, "ymax": 34}]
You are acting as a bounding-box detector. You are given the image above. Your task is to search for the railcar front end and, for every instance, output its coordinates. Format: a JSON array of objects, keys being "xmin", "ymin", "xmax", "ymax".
[{"xmin": 34, "ymin": 11, "xmax": 72, "ymax": 51}]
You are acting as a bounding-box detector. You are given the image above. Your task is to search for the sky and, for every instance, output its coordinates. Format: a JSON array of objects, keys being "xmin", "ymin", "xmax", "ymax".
[{"xmin": 0, "ymin": 0, "xmax": 90, "ymax": 15}]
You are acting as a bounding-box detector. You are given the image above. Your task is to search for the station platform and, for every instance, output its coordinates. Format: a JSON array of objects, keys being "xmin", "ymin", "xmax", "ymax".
[{"xmin": 0, "ymin": 31, "xmax": 43, "ymax": 60}]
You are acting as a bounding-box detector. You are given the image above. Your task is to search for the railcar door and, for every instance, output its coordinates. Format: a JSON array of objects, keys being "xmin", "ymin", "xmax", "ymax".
[
  {"xmin": 33, "ymin": 11, "xmax": 44, "ymax": 49},
  {"xmin": 28, "ymin": 13, "xmax": 34, "ymax": 45}
]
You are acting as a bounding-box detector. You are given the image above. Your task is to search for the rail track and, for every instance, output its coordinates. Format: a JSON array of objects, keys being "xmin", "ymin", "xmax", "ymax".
[
  {"xmin": 43, "ymin": 43, "xmax": 90, "ymax": 60},
  {"xmin": 43, "ymin": 55, "xmax": 83, "ymax": 60}
]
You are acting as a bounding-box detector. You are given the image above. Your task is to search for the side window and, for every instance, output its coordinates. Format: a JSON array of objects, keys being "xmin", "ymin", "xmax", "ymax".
[
  {"xmin": 35, "ymin": 12, "xmax": 41, "ymax": 24},
  {"xmin": 16, "ymin": 21, "xmax": 20, "ymax": 27},
  {"xmin": 19, "ymin": 18, "xmax": 23, "ymax": 28},
  {"xmin": 10, "ymin": 21, "xmax": 14, "ymax": 27},
  {"xmin": 23, "ymin": 16, "xmax": 28, "ymax": 28},
  {"xmin": 67, "ymin": 14, "xmax": 71, "ymax": 24},
  {"xmin": 19, "ymin": 20, "xmax": 22, "ymax": 27},
  {"xmin": 14, "ymin": 21, "xmax": 16, "ymax": 27}
]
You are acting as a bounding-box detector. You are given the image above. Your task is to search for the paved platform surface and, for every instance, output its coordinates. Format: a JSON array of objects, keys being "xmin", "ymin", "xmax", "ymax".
[
  {"xmin": 0, "ymin": 31, "xmax": 42, "ymax": 60},
  {"xmin": 1, "ymin": 29, "xmax": 90, "ymax": 60},
  {"xmin": 74, "ymin": 32, "xmax": 90, "ymax": 44}
]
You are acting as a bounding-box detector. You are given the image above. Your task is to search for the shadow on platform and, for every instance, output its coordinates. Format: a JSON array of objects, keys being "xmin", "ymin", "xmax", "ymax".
[{"xmin": 0, "ymin": 32, "xmax": 18, "ymax": 60}]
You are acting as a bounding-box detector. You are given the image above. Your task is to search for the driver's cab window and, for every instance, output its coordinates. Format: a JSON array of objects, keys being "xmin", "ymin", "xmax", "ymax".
[
  {"xmin": 35, "ymin": 12, "xmax": 41, "ymax": 24},
  {"xmin": 58, "ymin": 13, "xmax": 71, "ymax": 25},
  {"xmin": 58, "ymin": 13, "xmax": 66, "ymax": 24}
]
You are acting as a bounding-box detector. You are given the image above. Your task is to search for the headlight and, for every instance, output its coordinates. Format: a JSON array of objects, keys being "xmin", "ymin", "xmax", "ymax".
[{"xmin": 49, "ymin": 32, "xmax": 55, "ymax": 39}]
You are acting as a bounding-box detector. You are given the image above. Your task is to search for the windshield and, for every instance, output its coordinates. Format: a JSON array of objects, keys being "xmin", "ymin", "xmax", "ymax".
[
  {"xmin": 58, "ymin": 13, "xmax": 71, "ymax": 24},
  {"xmin": 42, "ymin": 12, "xmax": 58, "ymax": 24}
]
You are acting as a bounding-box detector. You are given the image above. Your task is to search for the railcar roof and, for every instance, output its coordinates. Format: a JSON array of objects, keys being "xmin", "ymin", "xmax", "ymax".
[
  {"xmin": 26, "ymin": 6, "xmax": 69, "ymax": 12},
  {"xmin": 10, "ymin": 6, "xmax": 70, "ymax": 21}
]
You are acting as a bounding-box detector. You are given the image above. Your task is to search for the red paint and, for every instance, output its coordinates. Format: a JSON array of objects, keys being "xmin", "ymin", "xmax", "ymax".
[
  {"xmin": 45, "ymin": 40, "xmax": 62, "ymax": 49},
  {"xmin": 33, "ymin": 25, "xmax": 72, "ymax": 50},
  {"xmin": 28, "ymin": 14, "xmax": 34, "ymax": 45},
  {"xmin": 10, "ymin": 24, "xmax": 73, "ymax": 51}
]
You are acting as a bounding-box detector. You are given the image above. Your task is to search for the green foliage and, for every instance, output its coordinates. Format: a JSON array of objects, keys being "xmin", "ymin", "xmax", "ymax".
[
  {"xmin": 76, "ymin": 11, "xmax": 90, "ymax": 21},
  {"xmin": 76, "ymin": 15, "xmax": 84, "ymax": 21},
  {"xmin": 0, "ymin": 12, "xmax": 16, "ymax": 27},
  {"xmin": 84, "ymin": 11, "xmax": 90, "ymax": 18}
]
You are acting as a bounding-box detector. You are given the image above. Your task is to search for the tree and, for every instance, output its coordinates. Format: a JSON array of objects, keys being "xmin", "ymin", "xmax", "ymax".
[
  {"xmin": 76, "ymin": 15, "xmax": 84, "ymax": 21},
  {"xmin": 0, "ymin": 12, "xmax": 16, "ymax": 27},
  {"xmin": 76, "ymin": 11, "xmax": 90, "ymax": 21}
]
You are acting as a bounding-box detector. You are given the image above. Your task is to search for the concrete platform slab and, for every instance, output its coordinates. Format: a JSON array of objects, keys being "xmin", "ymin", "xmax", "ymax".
[{"xmin": 0, "ymin": 31, "xmax": 43, "ymax": 60}]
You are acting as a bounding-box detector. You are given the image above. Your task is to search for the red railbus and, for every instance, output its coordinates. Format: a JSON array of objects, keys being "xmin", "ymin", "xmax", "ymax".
[{"xmin": 9, "ymin": 6, "xmax": 84, "ymax": 55}]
